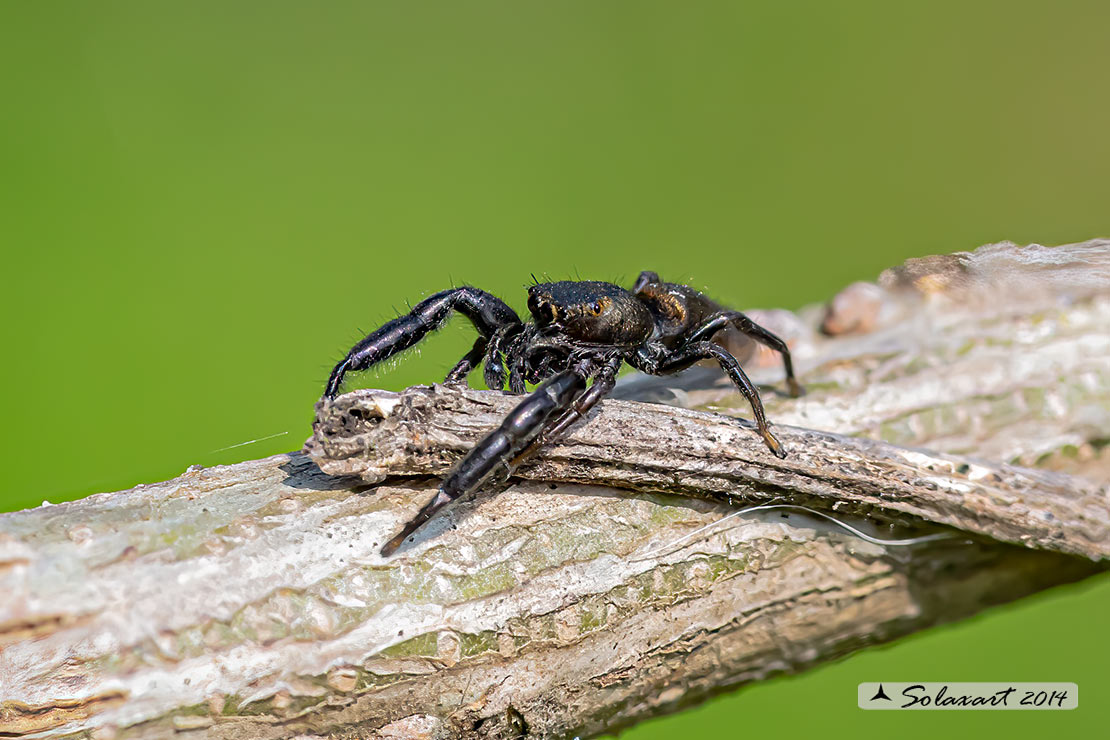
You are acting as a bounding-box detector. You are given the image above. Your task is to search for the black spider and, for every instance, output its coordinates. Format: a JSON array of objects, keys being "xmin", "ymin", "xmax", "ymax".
[{"xmin": 323, "ymin": 272, "xmax": 804, "ymax": 555}]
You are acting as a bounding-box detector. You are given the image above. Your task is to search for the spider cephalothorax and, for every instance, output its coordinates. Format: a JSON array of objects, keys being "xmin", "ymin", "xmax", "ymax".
[{"xmin": 323, "ymin": 272, "xmax": 803, "ymax": 555}]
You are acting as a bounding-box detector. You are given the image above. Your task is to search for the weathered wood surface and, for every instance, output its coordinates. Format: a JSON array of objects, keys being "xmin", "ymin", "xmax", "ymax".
[
  {"xmin": 311, "ymin": 384, "xmax": 1110, "ymax": 561},
  {"xmin": 1, "ymin": 240, "xmax": 1108, "ymax": 740}
]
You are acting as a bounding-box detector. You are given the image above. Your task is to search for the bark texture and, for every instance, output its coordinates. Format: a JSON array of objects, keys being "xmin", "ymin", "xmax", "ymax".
[
  {"xmin": 1, "ymin": 239, "xmax": 1108, "ymax": 740},
  {"xmin": 310, "ymin": 384, "xmax": 1110, "ymax": 560}
]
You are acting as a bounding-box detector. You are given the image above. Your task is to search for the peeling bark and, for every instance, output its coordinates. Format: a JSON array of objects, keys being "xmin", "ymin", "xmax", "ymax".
[{"xmin": 1, "ymin": 240, "xmax": 1107, "ymax": 739}]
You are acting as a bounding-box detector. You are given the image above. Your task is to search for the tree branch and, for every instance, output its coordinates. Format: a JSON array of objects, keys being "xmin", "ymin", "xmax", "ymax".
[
  {"xmin": 2, "ymin": 240, "xmax": 1107, "ymax": 739},
  {"xmin": 309, "ymin": 384, "xmax": 1109, "ymax": 561}
]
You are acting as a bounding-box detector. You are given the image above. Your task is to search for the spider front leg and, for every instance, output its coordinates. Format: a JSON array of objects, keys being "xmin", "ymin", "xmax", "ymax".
[
  {"xmin": 380, "ymin": 362, "xmax": 593, "ymax": 556},
  {"xmin": 511, "ymin": 354, "xmax": 623, "ymax": 465},
  {"xmin": 324, "ymin": 286, "xmax": 522, "ymax": 399},
  {"xmin": 632, "ymin": 340, "xmax": 787, "ymax": 458},
  {"xmin": 687, "ymin": 310, "xmax": 805, "ymax": 398}
]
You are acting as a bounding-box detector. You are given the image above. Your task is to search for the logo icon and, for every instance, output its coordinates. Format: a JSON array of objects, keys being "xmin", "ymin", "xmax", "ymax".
[{"xmin": 870, "ymin": 684, "xmax": 892, "ymax": 702}]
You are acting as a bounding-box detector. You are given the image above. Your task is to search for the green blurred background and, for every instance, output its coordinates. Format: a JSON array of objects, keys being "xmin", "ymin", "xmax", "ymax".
[{"xmin": 2, "ymin": 1, "xmax": 1107, "ymax": 736}]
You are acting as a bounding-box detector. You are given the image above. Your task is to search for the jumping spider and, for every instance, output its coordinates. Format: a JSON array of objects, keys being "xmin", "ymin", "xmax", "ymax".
[{"xmin": 324, "ymin": 272, "xmax": 804, "ymax": 555}]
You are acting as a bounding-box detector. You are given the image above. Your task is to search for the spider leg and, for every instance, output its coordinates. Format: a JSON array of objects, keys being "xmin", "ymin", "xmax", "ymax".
[
  {"xmin": 632, "ymin": 341, "xmax": 786, "ymax": 458},
  {"xmin": 511, "ymin": 354, "xmax": 623, "ymax": 465},
  {"xmin": 444, "ymin": 337, "xmax": 488, "ymax": 386},
  {"xmin": 686, "ymin": 311, "xmax": 804, "ymax": 397},
  {"xmin": 380, "ymin": 362, "xmax": 593, "ymax": 556},
  {"xmin": 324, "ymin": 287, "xmax": 522, "ymax": 399},
  {"xmin": 482, "ymin": 324, "xmax": 521, "ymax": 391},
  {"xmin": 506, "ymin": 333, "xmax": 530, "ymax": 394},
  {"xmin": 507, "ymin": 360, "xmax": 528, "ymax": 394},
  {"xmin": 632, "ymin": 270, "xmax": 663, "ymax": 293}
]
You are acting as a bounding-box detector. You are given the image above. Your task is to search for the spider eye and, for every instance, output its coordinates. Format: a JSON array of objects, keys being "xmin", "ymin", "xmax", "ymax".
[{"xmin": 589, "ymin": 301, "xmax": 603, "ymax": 315}]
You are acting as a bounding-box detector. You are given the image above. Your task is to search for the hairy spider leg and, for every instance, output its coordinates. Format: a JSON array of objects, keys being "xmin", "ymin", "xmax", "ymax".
[
  {"xmin": 444, "ymin": 337, "xmax": 488, "ymax": 385},
  {"xmin": 324, "ymin": 287, "xmax": 522, "ymax": 399},
  {"xmin": 481, "ymin": 323, "xmax": 521, "ymax": 390},
  {"xmin": 507, "ymin": 343, "xmax": 529, "ymax": 394},
  {"xmin": 380, "ymin": 363, "xmax": 593, "ymax": 556},
  {"xmin": 511, "ymin": 353, "xmax": 623, "ymax": 465},
  {"xmin": 686, "ymin": 311, "xmax": 805, "ymax": 398},
  {"xmin": 632, "ymin": 340, "xmax": 786, "ymax": 458},
  {"xmin": 631, "ymin": 270, "xmax": 663, "ymax": 294},
  {"xmin": 504, "ymin": 327, "xmax": 562, "ymax": 394}
]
